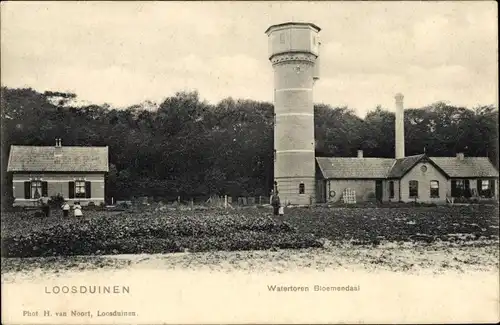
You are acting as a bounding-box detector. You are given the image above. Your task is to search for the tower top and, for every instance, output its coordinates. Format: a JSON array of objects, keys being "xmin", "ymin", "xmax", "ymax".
[
  {"xmin": 265, "ymin": 22, "xmax": 321, "ymax": 35},
  {"xmin": 266, "ymin": 22, "xmax": 321, "ymax": 60},
  {"xmin": 395, "ymin": 93, "xmax": 404, "ymax": 101}
]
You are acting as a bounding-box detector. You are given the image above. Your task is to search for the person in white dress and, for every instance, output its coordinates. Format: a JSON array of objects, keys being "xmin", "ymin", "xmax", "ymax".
[
  {"xmin": 61, "ymin": 201, "xmax": 70, "ymax": 218},
  {"xmin": 73, "ymin": 202, "xmax": 83, "ymax": 218}
]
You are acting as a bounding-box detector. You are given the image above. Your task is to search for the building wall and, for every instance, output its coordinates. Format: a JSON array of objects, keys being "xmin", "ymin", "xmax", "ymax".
[
  {"xmin": 12, "ymin": 173, "xmax": 105, "ymax": 206},
  {"xmin": 326, "ymin": 179, "xmax": 376, "ymax": 203},
  {"xmin": 446, "ymin": 178, "xmax": 499, "ymax": 199},
  {"xmin": 276, "ymin": 177, "xmax": 315, "ymax": 206},
  {"xmin": 400, "ymin": 162, "xmax": 448, "ymax": 203},
  {"xmin": 315, "ymin": 179, "xmax": 327, "ymax": 203},
  {"xmin": 272, "ymin": 54, "xmax": 317, "ymax": 206},
  {"xmin": 382, "ymin": 179, "xmax": 400, "ymax": 202}
]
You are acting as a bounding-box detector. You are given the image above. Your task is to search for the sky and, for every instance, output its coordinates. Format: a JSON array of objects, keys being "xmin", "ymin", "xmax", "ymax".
[{"xmin": 1, "ymin": 1, "xmax": 498, "ymax": 117}]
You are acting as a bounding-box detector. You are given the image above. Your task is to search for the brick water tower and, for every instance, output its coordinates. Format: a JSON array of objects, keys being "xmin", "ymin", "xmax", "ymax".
[{"xmin": 265, "ymin": 22, "xmax": 321, "ymax": 205}]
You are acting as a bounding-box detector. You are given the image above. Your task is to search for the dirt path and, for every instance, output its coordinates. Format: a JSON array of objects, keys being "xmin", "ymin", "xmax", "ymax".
[
  {"xmin": 2, "ymin": 241, "xmax": 498, "ymax": 282},
  {"xmin": 2, "ymin": 243, "xmax": 499, "ymax": 324}
]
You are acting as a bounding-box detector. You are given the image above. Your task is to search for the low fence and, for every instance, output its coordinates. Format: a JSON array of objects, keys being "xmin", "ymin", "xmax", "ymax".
[{"xmin": 111, "ymin": 195, "xmax": 272, "ymax": 210}]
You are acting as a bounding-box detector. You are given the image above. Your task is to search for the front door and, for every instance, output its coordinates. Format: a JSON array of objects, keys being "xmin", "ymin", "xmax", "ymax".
[
  {"xmin": 375, "ymin": 180, "xmax": 383, "ymax": 202},
  {"xmin": 464, "ymin": 179, "xmax": 471, "ymax": 197}
]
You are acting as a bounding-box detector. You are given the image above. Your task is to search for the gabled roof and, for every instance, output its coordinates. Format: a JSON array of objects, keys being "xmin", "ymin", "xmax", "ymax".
[
  {"xmin": 387, "ymin": 154, "xmax": 426, "ymax": 178},
  {"xmin": 7, "ymin": 145, "xmax": 109, "ymax": 172},
  {"xmin": 429, "ymin": 157, "xmax": 499, "ymax": 178},
  {"xmin": 316, "ymin": 154, "xmax": 499, "ymax": 180},
  {"xmin": 316, "ymin": 157, "xmax": 395, "ymax": 179}
]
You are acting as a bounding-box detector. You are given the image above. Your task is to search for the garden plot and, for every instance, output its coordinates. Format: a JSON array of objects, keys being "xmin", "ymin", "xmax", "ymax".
[
  {"xmin": 1, "ymin": 210, "xmax": 320, "ymax": 258},
  {"xmin": 1, "ymin": 205, "xmax": 498, "ymax": 259}
]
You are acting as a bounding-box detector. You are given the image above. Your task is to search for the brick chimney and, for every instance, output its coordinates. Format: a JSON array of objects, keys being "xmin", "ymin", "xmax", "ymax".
[
  {"xmin": 456, "ymin": 152, "xmax": 464, "ymax": 160},
  {"xmin": 54, "ymin": 138, "xmax": 62, "ymax": 157},
  {"xmin": 395, "ymin": 93, "xmax": 405, "ymax": 159},
  {"xmin": 357, "ymin": 150, "xmax": 363, "ymax": 158}
]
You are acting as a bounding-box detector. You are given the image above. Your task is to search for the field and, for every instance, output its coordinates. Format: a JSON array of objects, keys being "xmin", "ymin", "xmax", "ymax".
[{"xmin": 1, "ymin": 204, "xmax": 498, "ymax": 260}]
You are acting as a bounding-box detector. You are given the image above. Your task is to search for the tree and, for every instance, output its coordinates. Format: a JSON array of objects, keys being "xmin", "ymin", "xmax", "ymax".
[{"xmin": 1, "ymin": 86, "xmax": 498, "ymax": 203}]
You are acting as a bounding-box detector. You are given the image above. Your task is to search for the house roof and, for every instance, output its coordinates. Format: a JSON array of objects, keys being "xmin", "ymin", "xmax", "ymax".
[
  {"xmin": 429, "ymin": 157, "xmax": 499, "ymax": 178},
  {"xmin": 316, "ymin": 157, "xmax": 395, "ymax": 179},
  {"xmin": 387, "ymin": 154, "xmax": 426, "ymax": 178},
  {"xmin": 7, "ymin": 145, "xmax": 109, "ymax": 172},
  {"xmin": 317, "ymin": 154, "xmax": 499, "ymax": 179}
]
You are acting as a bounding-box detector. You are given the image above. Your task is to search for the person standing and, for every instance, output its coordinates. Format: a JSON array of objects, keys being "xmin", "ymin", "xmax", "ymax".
[
  {"xmin": 271, "ymin": 191, "xmax": 280, "ymax": 216},
  {"xmin": 40, "ymin": 196, "xmax": 51, "ymax": 218},
  {"xmin": 73, "ymin": 202, "xmax": 83, "ymax": 218},
  {"xmin": 61, "ymin": 201, "xmax": 70, "ymax": 218}
]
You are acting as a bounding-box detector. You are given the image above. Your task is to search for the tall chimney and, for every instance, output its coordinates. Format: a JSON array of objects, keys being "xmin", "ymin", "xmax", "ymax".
[
  {"xmin": 395, "ymin": 93, "xmax": 405, "ymax": 159},
  {"xmin": 357, "ymin": 150, "xmax": 363, "ymax": 158}
]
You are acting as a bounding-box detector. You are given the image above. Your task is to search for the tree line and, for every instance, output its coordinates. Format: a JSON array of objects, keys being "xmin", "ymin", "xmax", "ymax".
[{"xmin": 1, "ymin": 86, "xmax": 498, "ymax": 204}]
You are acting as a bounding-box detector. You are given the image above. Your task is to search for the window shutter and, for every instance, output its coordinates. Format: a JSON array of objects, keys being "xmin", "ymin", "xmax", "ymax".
[
  {"xmin": 68, "ymin": 181, "xmax": 75, "ymax": 199},
  {"xmin": 42, "ymin": 181, "xmax": 48, "ymax": 197},
  {"xmin": 24, "ymin": 181, "xmax": 31, "ymax": 199},
  {"xmin": 85, "ymin": 181, "xmax": 91, "ymax": 199},
  {"xmin": 477, "ymin": 180, "xmax": 481, "ymax": 196},
  {"xmin": 490, "ymin": 180, "xmax": 495, "ymax": 198}
]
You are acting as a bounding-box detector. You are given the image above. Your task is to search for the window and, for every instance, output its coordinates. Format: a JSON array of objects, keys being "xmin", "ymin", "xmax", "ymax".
[
  {"xmin": 299, "ymin": 182, "xmax": 305, "ymax": 194},
  {"xmin": 478, "ymin": 179, "xmax": 494, "ymax": 198},
  {"xmin": 24, "ymin": 180, "xmax": 47, "ymax": 199},
  {"xmin": 31, "ymin": 180, "xmax": 42, "ymax": 199},
  {"xmin": 451, "ymin": 179, "xmax": 471, "ymax": 197},
  {"xmin": 75, "ymin": 180, "xmax": 86, "ymax": 198},
  {"xmin": 430, "ymin": 180, "xmax": 439, "ymax": 198},
  {"xmin": 389, "ymin": 181, "xmax": 394, "ymax": 199},
  {"xmin": 409, "ymin": 180, "xmax": 418, "ymax": 198},
  {"xmin": 280, "ymin": 33, "xmax": 285, "ymax": 44}
]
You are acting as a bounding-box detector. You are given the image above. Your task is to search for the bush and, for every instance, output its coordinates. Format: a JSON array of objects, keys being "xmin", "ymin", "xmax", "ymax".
[
  {"xmin": 86, "ymin": 201, "xmax": 104, "ymax": 211},
  {"xmin": 1, "ymin": 195, "xmax": 16, "ymax": 212},
  {"xmin": 49, "ymin": 194, "xmax": 65, "ymax": 209}
]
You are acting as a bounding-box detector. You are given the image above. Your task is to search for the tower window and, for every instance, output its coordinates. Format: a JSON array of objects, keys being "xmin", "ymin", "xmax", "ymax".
[{"xmin": 299, "ymin": 182, "xmax": 305, "ymax": 194}]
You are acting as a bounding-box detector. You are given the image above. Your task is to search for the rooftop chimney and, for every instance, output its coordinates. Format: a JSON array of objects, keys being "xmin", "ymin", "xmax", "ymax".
[
  {"xmin": 54, "ymin": 138, "xmax": 62, "ymax": 157},
  {"xmin": 357, "ymin": 150, "xmax": 363, "ymax": 158},
  {"xmin": 456, "ymin": 153, "xmax": 464, "ymax": 160},
  {"xmin": 395, "ymin": 93, "xmax": 405, "ymax": 159}
]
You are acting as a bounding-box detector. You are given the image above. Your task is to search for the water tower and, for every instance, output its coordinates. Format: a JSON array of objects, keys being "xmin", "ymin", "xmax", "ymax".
[{"xmin": 265, "ymin": 22, "xmax": 321, "ymax": 205}]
